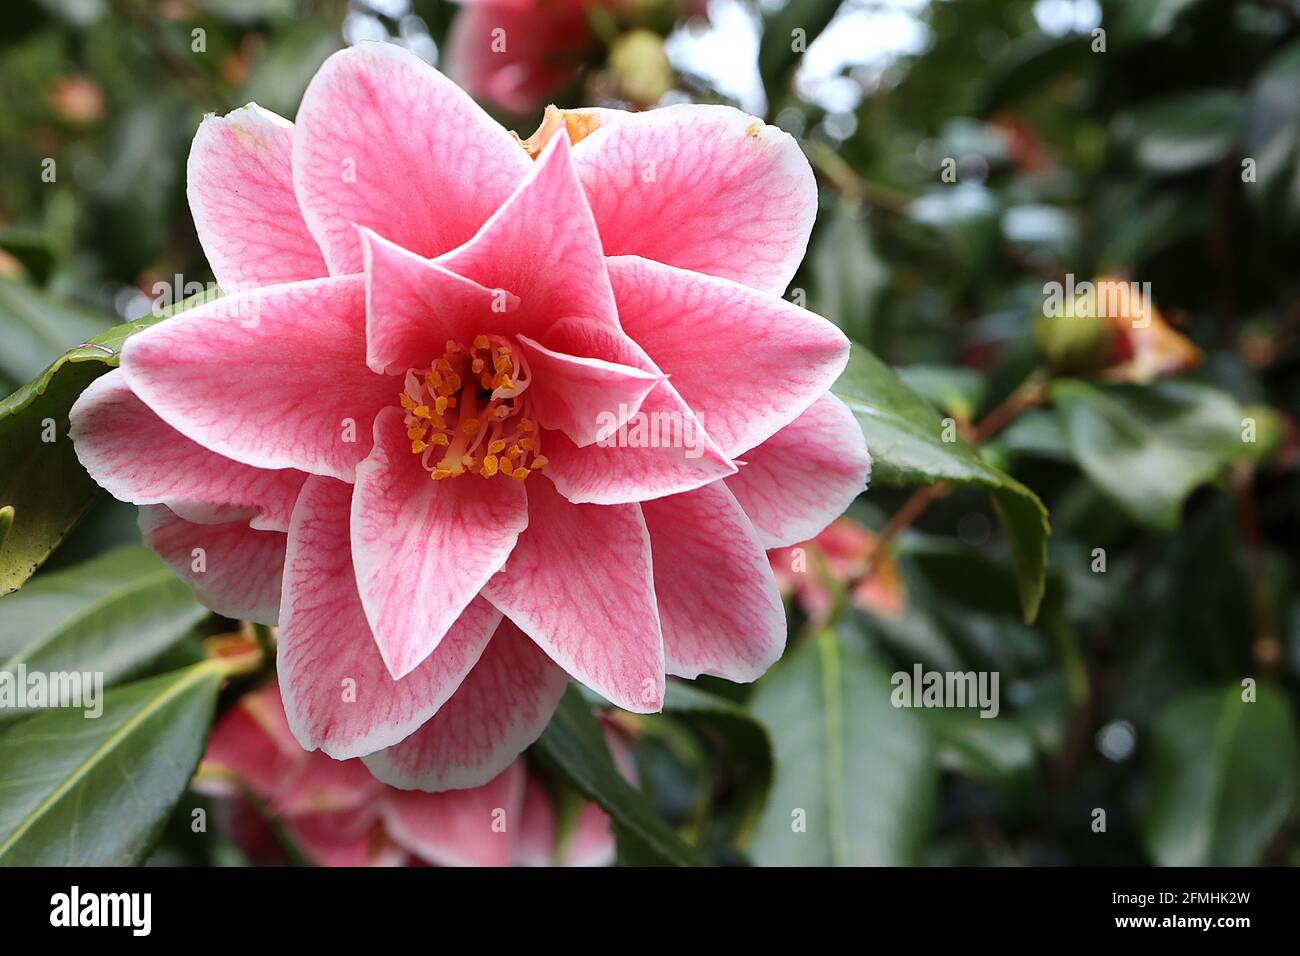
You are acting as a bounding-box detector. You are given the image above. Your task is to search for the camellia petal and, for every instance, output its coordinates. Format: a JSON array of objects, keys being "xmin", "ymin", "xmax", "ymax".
[
  {"xmin": 573, "ymin": 104, "xmax": 817, "ymax": 295},
  {"xmin": 607, "ymin": 255, "xmax": 850, "ymax": 458},
  {"xmin": 186, "ymin": 103, "xmax": 328, "ymax": 290},
  {"xmin": 278, "ymin": 476, "xmax": 502, "ymax": 759},
  {"xmin": 362, "ymin": 618, "xmax": 568, "ymax": 791},
  {"xmin": 726, "ymin": 394, "xmax": 871, "ymax": 549},
  {"xmin": 70, "ymin": 370, "xmax": 306, "ymax": 531},
  {"xmin": 381, "ymin": 760, "xmax": 525, "ymax": 866},
  {"xmin": 121, "ymin": 275, "xmax": 392, "ymax": 482},
  {"xmin": 351, "ymin": 408, "xmax": 529, "ymax": 679},
  {"xmin": 138, "ymin": 505, "xmax": 287, "ymax": 625},
  {"xmin": 292, "ymin": 42, "xmax": 531, "ymax": 274},
  {"xmin": 641, "ymin": 482, "xmax": 786, "ymax": 682},
  {"xmin": 482, "ymin": 478, "xmax": 665, "ymax": 712}
]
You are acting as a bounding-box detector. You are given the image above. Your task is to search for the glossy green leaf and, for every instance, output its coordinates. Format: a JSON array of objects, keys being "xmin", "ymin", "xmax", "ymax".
[
  {"xmin": 832, "ymin": 344, "xmax": 1049, "ymax": 621},
  {"xmin": 749, "ymin": 631, "xmax": 937, "ymax": 865},
  {"xmin": 0, "ymin": 544, "xmax": 207, "ymax": 722},
  {"xmin": 1142, "ymin": 685, "xmax": 1299, "ymax": 865},
  {"xmin": 0, "ymin": 277, "xmax": 115, "ymax": 384},
  {"xmin": 533, "ymin": 686, "xmax": 707, "ymax": 866},
  {"xmin": 662, "ymin": 681, "xmax": 773, "ymax": 839},
  {"xmin": 0, "ymin": 662, "xmax": 225, "ymax": 865},
  {"xmin": 1115, "ymin": 90, "xmax": 1242, "ymax": 174},
  {"xmin": 0, "ymin": 292, "xmax": 206, "ymax": 594},
  {"xmin": 1052, "ymin": 379, "xmax": 1243, "ymax": 531}
]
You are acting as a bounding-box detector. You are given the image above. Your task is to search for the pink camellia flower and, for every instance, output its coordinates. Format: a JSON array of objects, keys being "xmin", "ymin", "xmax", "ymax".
[
  {"xmin": 447, "ymin": 0, "xmax": 616, "ymax": 114},
  {"xmin": 197, "ymin": 682, "xmax": 623, "ymax": 866},
  {"xmin": 768, "ymin": 518, "xmax": 905, "ymax": 622},
  {"xmin": 69, "ymin": 42, "xmax": 867, "ymax": 791}
]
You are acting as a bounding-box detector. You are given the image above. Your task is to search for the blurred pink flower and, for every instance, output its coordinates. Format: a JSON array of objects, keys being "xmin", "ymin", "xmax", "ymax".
[
  {"xmin": 69, "ymin": 43, "xmax": 866, "ymax": 792},
  {"xmin": 769, "ymin": 518, "xmax": 904, "ymax": 621},
  {"xmin": 196, "ymin": 682, "xmax": 623, "ymax": 867},
  {"xmin": 447, "ymin": 0, "xmax": 616, "ymax": 115}
]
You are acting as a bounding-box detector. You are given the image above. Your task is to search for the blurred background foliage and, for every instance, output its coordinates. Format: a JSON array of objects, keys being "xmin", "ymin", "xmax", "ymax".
[{"xmin": 1, "ymin": 0, "xmax": 1299, "ymax": 866}]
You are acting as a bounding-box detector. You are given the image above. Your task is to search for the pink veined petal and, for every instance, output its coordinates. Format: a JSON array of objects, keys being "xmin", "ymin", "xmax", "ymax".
[
  {"xmin": 641, "ymin": 482, "xmax": 786, "ymax": 682},
  {"xmin": 436, "ymin": 133, "xmax": 619, "ymax": 338},
  {"xmin": 534, "ymin": 317, "xmax": 736, "ymax": 505},
  {"xmin": 121, "ymin": 275, "xmax": 392, "ymax": 483},
  {"xmin": 607, "ymin": 255, "xmax": 850, "ymax": 457},
  {"xmin": 351, "ymin": 408, "xmax": 529, "ymax": 680},
  {"xmin": 362, "ymin": 618, "xmax": 569, "ymax": 791},
  {"xmin": 542, "ymin": 380, "xmax": 735, "ymax": 505},
  {"xmin": 572, "ymin": 104, "xmax": 817, "ymax": 295},
  {"xmin": 278, "ymin": 476, "xmax": 502, "ymax": 759},
  {"xmin": 186, "ymin": 103, "xmax": 328, "ymax": 290},
  {"xmin": 292, "ymin": 42, "xmax": 531, "ymax": 275},
  {"xmin": 360, "ymin": 227, "xmax": 520, "ymax": 375},
  {"xmin": 381, "ymin": 760, "xmax": 526, "ymax": 866},
  {"xmin": 69, "ymin": 370, "xmax": 306, "ymax": 532},
  {"xmin": 139, "ymin": 505, "xmax": 287, "ymax": 625},
  {"xmin": 515, "ymin": 334, "xmax": 661, "ymax": 447},
  {"xmin": 198, "ymin": 687, "xmax": 301, "ymax": 803},
  {"xmin": 482, "ymin": 478, "xmax": 665, "ymax": 712},
  {"xmin": 726, "ymin": 393, "xmax": 871, "ymax": 549}
]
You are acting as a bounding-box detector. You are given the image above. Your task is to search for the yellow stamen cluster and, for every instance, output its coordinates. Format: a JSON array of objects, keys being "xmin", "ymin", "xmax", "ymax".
[{"xmin": 399, "ymin": 333, "xmax": 546, "ymax": 482}]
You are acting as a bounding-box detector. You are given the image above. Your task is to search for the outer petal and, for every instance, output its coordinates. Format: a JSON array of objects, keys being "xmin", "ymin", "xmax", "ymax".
[
  {"xmin": 70, "ymin": 370, "xmax": 306, "ymax": 531},
  {"xmin": 437, "ymin": 133, "xmax": 619, "ymax": 338},
  {"xmin": 351, "ymin": 408, "xmax": 528, "ymax": 679},
  {"xmin": 292, "ymin": 42, "xmax": 531, "ymax": 275},
  {"xmin": 608, "ymin": 255, "xmax": 849, "ymax": 457},
  {"xmin": 641, "ymin": 483, "xmax": 786, "ymax": 682},
  {"xmin": 363, "ymin": 619, "xmax": 568, "ymax": 791},
  {"xmin": 186, "ymin": 104, "xmax": 328, "ymax": 291},
  {"xmin": 381, "ymin": 761, "xmax": 525, "ymax": 866},
  {"xmin": 278, "ymin": 476, "xmax": 502, "ymax": 759},
  {"xmin": 139, "ymin": 506, "xmax": 287, "ymax": 625},
  {"xmin": 515, "ymin": 334, "xmax": 660, "ymax": 447},
  {"xmin": 726, "ymin": 394, "xmax": 870, "ymax": 549},
  {"xmin": 573, "ymin": 104, "xmax": 817, "ymax": 295},
  {"xmin": 482, "ymin": 478, "xmax": 665, "ymax": 712},
  {"xmin": 121, "ymin": 275, "xmax": 392, "ymax": 482},
  {"xmin": 361, "ymin": 228, "xmax": 519, "ymax": 375}
]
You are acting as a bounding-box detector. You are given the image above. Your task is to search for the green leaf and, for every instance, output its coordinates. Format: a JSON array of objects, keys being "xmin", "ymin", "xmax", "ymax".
[
  {"xmin": 662, "ymin": 682, "xmax": 773, "ymax": 840},
  {"xmin": 832, "ymin": 344, "xmax": 1050, "ymax": 621},
  {"xmin": 749, "ymin": 630, "xmax": 937, "ymax": 865},
  {"xmin": 533, "ymin": 686, "xmax": 707, "ymax": 866},
  {"xmin": 0, "ymin": 278, "xmax": 116, "ymax": 385},
  {"xmin": 0, "ymin": 545, "xmax": 207, "ymax": 722},
  {"xmin": 1115, "ymin": 90, "xmax": 1242, "ymax": 175},
  {"xmin": 1142, "ymin": 685, "xmax": 1299, "ymax": 866},
  {"xmin": 758, "ymin": 0, "xmax": 841, "ymax": 103},
  {"xmin": 810, "ymin": 202, "xmax": 889, "ymax": 347},
  {"xmin": 1051, "ymin": 379, "xmax": 1243, "ymax": 531},
  {"xmin": 0, "ymin": 662, "xmax": 225, "ymax": 865},
  {"xmin": 0, "ymin": 292, "xmax": 205, "ymax": 594}
]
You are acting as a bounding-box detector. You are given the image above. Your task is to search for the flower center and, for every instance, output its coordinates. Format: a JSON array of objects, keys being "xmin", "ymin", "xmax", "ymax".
[{"xmin": 398, "ymin": 334, "xmax": 547, "ymax": 481}]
